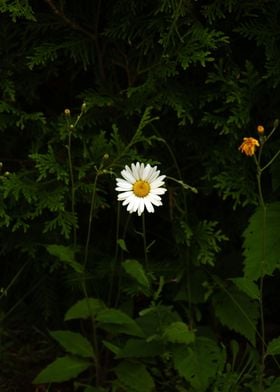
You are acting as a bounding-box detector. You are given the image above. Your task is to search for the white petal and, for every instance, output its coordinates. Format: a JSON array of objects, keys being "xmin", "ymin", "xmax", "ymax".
[
  {"xmin": 139, "ymin": 163, "xmax": 145, "ymax": 179},
  {"xmin": 137, "ymin": 198, "xmax": 145, "ymax": 215},
  {"xmin": 116, "ymin": 185, "xmax": 133, "ymax": 192},
  {"xmin": 150, "ymin": 187, "xmax": 167, "ymax": 195},
  {"xmin": 148, "ymin": 193, "xmax": 161, "ymax": 201},
  {"xmin": 143, "ymin": 198, "xmax": 155, "ymax": 213},
  {"xmin": 121, "ymin": 168, "xmax": 135, "ymax": 183},
  {"xmin": 122, "ymin": 194, "xmax": 136, "ymax": 206},
  {"xmin": 117, "ymin": 191, "xmax": 133, "ymax": 201},
  {"xmin": 131, "ymin": 163, "xmax": 139, "ymax": 180},
  {"xmin": 147, "ymin": 194, "xmax": 162, "ymax": 206},
  {"xmin": 150, "ymin": 181, "xmax": 165, "ymax": 189},
  {"xmin": 150, "ymin": 175, "xmax": 165, "ymax": 186},
  {"xmin": 126, "ymin": 199, "xmax": 137, "ymax": 213},
  {"xmin": 143, "ymin": 163, "xmax": 156, "ymax": 183},
  {"xmin": 142, "ymin": 164, "xmax": 152, "ymax": 181},
  {"xmin": 116, "ymin": 179, "xmax": 133, "ymax": 189},
  {"xmin": 149, "ymin": 169, "xmax": 161, "ymax": 183},
  {"xmin": 127, "ymin": 199, "xmax": 138, "ymax": 212},
  {"xmin": 132, "ymin": 198, "xmax": 141, "ymax": 213}
]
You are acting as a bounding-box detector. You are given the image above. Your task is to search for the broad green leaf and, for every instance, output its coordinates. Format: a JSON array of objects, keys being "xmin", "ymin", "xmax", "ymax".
[
  {"xmin": 117, "ymin": 338, "xmax": 164, "ymax": 358},
  {"xmin": 243, "ymin": 202, "xmax": 280, "ymax": 280},
  {"xmin": 122, "ymin": 259, "xmax": 150, "ymax": 289},
  {"xmin": 265, "ymin": 377, "xmax": 280, "ymax": 391},
  {"xmin": 33, "ymin": 355, "xmax": 91, "ymax": 384},
  {"xmin": 46, "ymin": 244, "xmax": 83, "ymax": 273},
  {"xmin": 137, "ymin": 305, "xmax": 179, "ymax": 338},
  {"xmin": 117, "ymin": 238, "xmax": 128, "ymax": 252},
  {"xmin": 267, "ymin": 337, "xmax": 280, "ymax": 356},
  {"xmin": 103, "ymin": 340, "xmax": 121, "ymax": 355},
  {"xmin": 231, "ymin": 277, "xmax": 260, "ymax": 300},
  {"xmin": 50, "ymin": 330, "xmax": 94, "ymax": 358},
  {"xmin": 212, "ymin": 287, "xmax": 259, "ymax": 346},
  {"xmin": 96, "ymin": 309, "xmax": 144, "ymax": 337},
  {"xmin": 115, "ymin": 361, "xmax": 155, "ymax": 392},
  {"xmin": 173, "ymin": 337, "xmax": 225, "ymax": 391},
  {"xmin": 65, "ymin": 298, "xmax": 106, "ymax": 321},
  {"xmin": 162, "ymin": 321, "xmax": 195, "ymax": 344}
]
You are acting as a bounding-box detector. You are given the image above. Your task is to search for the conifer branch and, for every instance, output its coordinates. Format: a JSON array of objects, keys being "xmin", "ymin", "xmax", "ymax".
[{"xmin": 44, "ymin": 0, "xmax": 96, "ymax": 41}]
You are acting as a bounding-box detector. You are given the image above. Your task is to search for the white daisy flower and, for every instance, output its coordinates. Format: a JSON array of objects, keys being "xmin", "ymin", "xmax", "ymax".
[{"xmin": 116, "ymin": 162, "xmax": 167, "ymax": 216}]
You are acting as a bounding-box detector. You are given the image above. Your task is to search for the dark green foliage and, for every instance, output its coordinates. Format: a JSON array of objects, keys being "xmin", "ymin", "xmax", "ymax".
[
  {"xmin": 243, "ymin": 202, "xmax": 280, "ymax": 280},
  {"xmin": 173, "ymin": 337, "xmax": 226, "ymax": 391},
  {"xmin": 212, "ymin": 285, "xmax": 259, "ymax": 346},
  {"xmin": 1, "ymin": 0, "xmax": 280, "ymax": 390}
]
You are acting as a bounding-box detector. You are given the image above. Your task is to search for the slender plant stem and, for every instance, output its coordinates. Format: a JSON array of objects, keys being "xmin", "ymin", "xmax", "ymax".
[
  {"xmin": 142, "ymin": 212, "xmax": 148, "ymax": 268},
  {"xmin": 65, "ymin": 106, "xmax": 102, "ymax": 384},
  {"xmin": 261, "ymin": 149, "xmax": 280, "ymax": 172},
  {"xmin": 83, "ymin": 172, "xmax": 99, "ymax": 270},
  {"xmin": 81, "ymin": 281, "xmax": 101, "ymax": 386},
  {"xmin": 108, "ymin": 202, "xmax": 121, "ymax": 306},
  {"xmin": 67, "ymin": 129, "xmax": 77, "ymax": 247},
  {"xmin": 249, "ymin": 126, "xmax": 280, "ymax": 388},
  {"xmin": 153, "ymin": 132, "xmax": 196, "ymax": 326},
  {"xmin": 114, "ymin": 213, "xmax": 131, "ymax": 307},
  {"xmin": 256, "ymin": 168, "xmax": 266, "ymax": 391},
  {"xmin": 82, "ymin": 170, "xmax": 102, "ymax": 385},
  {"xmin": 252, "ymin": 142, "xmax": 267, "ymax": 390},
  {"xmin": 0, "ymin": 261, "xmax": 29, "ymax": 300},
  {"xmin": 65, "ymin": 105, "xmax": 85, "ymax": 247}
]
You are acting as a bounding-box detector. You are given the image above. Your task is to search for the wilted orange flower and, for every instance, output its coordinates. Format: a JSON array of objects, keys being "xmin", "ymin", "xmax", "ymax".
[{"xmin": 239, "ymin": 137, "xmax": 260, "ymax": 156}]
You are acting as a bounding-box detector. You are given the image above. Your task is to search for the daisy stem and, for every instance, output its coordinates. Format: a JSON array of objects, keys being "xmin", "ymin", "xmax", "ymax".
[
  {"xmin": 108, "ymin": 202, "xmax": 121, "ymax": 306},
  {"xmin": 83, "ymin": 171, "xmax": 99, "ymax": 270},
  {"xmin": 114, "ymin": 213, "xmax": 131, "ymax": 307},
  {"xmin": 81, "ymin": 281, "xmax": 101, "ymax": 385},
  {"xmin": 142, "ymin": 213, "xmax": 148, "ymax": 267},
  {"xmin": 82, "ymin": 166, "xmax": 103, "ymax": 386}
]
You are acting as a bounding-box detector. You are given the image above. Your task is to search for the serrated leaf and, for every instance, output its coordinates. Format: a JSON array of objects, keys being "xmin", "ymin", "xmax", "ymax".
[
  {"xmin": 163, "ymin": 321, "xmax": 195, "ymax": 344},
  {"xmin": 46, "ymin": 244, "xmax": 83, "ymax": 273},
  {"xmin": 122, "ymin": 259, "xmax": 150, "ymax": 289},
  {"xmin": 173, "ymin": 337, "xmax": 225, "ymax": 391},
  {"xmin": 213, "ymin": 287, "xmax": 259, "ymax": 346},
  {"xmin": 50, "ymin": 330, "xmax": 94, "ymax": 358},
  {"xmin": 96, "ymin": 309, "xmax": 144, "ymax": 337},
  {"xmin": 117, "ymin": 338, "xmax": 164, "ymax": 358},
  {"xmin": 115, "ymin": 361, "xmax": 155, "ymax": 392},
  {"xmin": 137, "ymin": 305, "xmax": 179, "ymax": 337},
  {"xmin": 65, "ymin": 298, "xmax": 106, "ymax": 321},
  {"xmin": 231, "ymin": 277, "xmax": 260, "ymax": 300},
  {"xmin": 33, "ymin": 355, "xmax": 91, "ymax": 384},
  {"xmin": 243, "ymin": 202, "xmax": 280, "ymax": 280},
  {"xmin": 267, "ymin": 337, "xmax": 280, "ymax": 356}
]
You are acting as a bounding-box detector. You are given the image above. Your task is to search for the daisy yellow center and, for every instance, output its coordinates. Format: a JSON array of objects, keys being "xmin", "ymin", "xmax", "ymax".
[{"xmin": 133, "ymin": 180, "xmax": 150, "ymax": 197}]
